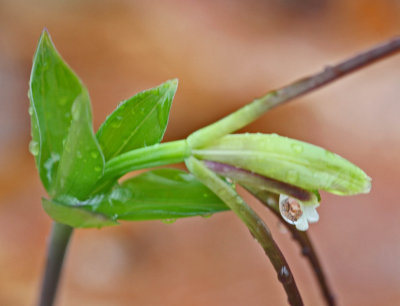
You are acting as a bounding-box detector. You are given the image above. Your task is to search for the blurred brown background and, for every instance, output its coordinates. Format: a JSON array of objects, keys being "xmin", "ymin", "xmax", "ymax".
[{"xmin": 0, "ymin": 0, "xmax": 399, "ymax": 305}]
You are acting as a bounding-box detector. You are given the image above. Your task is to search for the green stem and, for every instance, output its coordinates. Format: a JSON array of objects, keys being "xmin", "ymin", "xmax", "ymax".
[
  {"xmin": 103, "ymin": 140, "xmax": 190, "ymax": 180},
  {"xmin": 185, "ymin": 157, "xmax": 303, "ymax": 306},
  {"xmin": 187, "ymin": 36, "xmax": 400, "ymax": 148},
  {"xmin": 38, "ymin": 222, "xmax": 73, "ymax": 306}
]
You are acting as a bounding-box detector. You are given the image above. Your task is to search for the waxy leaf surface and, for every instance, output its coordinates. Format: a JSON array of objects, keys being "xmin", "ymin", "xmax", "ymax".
[
  {"xmin": 29, "ymin": 30, "xmax": 103, "ymax": 197},
  {"xmin": 42, "ymin": 198, "xmax": 117, "ymax": 228},
  {"xmin": 53, "ymin": 89, "xmax": 105, "ymax": 200},
  {"xmin": 87, "ymin": 168, "xmax": 229, "ymax": 220},
  {"xmin": 96, "ymin": 80, "xmax": 178, "ymax": 161}
]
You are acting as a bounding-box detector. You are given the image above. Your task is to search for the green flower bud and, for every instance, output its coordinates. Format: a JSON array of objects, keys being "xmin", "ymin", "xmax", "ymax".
[{"xmin": 193, "ymin": 133, "xmax": 371, "ymax": 196}]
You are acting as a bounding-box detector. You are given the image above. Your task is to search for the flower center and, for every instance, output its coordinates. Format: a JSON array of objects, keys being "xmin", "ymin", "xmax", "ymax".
[{"xmin": 280, "ymin": 198, "xmax": 303, "ymax": 222}]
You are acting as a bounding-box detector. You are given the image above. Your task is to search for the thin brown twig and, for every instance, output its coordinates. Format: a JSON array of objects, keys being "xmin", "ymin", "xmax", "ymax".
[
  {"xmin": 252, "ymin": 192, "xmax": 336, "ymax": 306},
  {"xmin": 188, "ymin": 36, "xmax": 400, "ymax": 148},
  {"xmin": 186, "ymin": 157, "xmax": 303, "ymax": 306},
  {"xmin": 204, "ymin": 160, "xmax": 336, "ymax": 306}
]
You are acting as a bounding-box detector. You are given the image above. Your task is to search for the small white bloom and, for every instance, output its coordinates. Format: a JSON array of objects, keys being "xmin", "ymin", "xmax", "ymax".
[{"xmin": 279, "ymin": 194, "xmax": 319, "ymax": 231}]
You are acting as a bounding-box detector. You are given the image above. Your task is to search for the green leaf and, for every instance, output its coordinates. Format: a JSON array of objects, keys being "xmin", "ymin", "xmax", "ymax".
[
  {"xmin": 42, "ymin": 198, "xmax": 117, "ymax": 228},
  {"xmin": 86, "ymin": 168, "xmax": 229, "ymax": 220},
  {"xmin": 194, "ymin": 133, "xmax": 371, "ymax": 196},
  {"xmin": 96, "ymin": 80, "xmax": 178, "ymax": 161},
  {"xmin": 29, "ymin": 29, "xmax": 92, "ymax": 194},
  {"xmin": 53, "ymin": 89, "xmax": 105, "ymax": 200}
]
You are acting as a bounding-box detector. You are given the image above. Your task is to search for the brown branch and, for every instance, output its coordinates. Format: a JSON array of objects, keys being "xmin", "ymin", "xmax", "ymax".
[
  {"xmin": 204, "ymin": 161, "xmax": 336, "ymax": 306},
  {"xmin": 186, "ymin": 157, "xmax": 303, "ymax": 306},
  {"xmin": 188, "ymin": 36, "xmax": 400, "ymax": 148},
  {"xmin": 266, "ymin": 36, "xmax": 400, "ymax": 108},
  {"xmin": 246, "ymin": 190, "xmax": 336, "ymax": 306}
]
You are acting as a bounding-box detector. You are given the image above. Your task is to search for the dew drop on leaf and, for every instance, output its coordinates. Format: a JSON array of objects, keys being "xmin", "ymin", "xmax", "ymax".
[
  {"xmin": 28, "ymin": 106, "xmax": 33, "ymax": 116},
  {"xmin": 325, "ymin": 150, "xmax": 335, "ymax": 158},
  {"xmin": 94, "ymin": 166, "xmax": 102, "ymax": 172},
  {"xmin": 291, "ymin": 143, "xmax": 303, "ymax": 153},
  {"xmin": 91, "ymin": 151, "xmax": 99, "ymax": 159},
  {"xmin": 71, "ymin": 101, "xmax": 81, "ymax": 120},
  {"xmin": 29, "ymin": 140, "xmax": 39, "ymax": 156},
  {"xmin": 286, "ymin": 169, "xmax": 298, "ymax": 184},
  {"xmin": 59, "ymin": 97, "xmax": 68, "ymax": 106},
  {"xmin": 161, "ymin": 218, "xmax": 177, "ymax": 224},
  {"xmin": 111, "ymin": 116, "xmax": 123, "ymax": 128}
]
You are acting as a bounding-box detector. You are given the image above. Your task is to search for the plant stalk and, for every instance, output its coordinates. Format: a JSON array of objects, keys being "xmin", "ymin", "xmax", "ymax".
[
  {"xmin": 203, "ymin": 160, "xmax": 335, "ymax": 305},
  {"xmin": 247, "ymin": 189, "xmax": 335, "ymax": 306},
  {"xmin": 38, "ymin": 222, "xmax": 73, "ymax": 306},
  {"xmin": 188, "ymin": 36, "xmax": 400, "ymax": 148},
  {"xmin": 186, "ymin": 157, "xmax": 303, "ymax": 306}
]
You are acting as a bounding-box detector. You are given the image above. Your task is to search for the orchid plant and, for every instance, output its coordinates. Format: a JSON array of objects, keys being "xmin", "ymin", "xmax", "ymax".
[{"xmin": 29, "ymin": 29, "xmax": 399, "ymax": 306}]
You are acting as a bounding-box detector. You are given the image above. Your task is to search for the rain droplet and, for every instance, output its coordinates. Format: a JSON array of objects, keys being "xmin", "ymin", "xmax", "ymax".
[
  {"xmin": 29, "ymin": 140, "xmax": 39, "ymax": 156},
  {"xmin": 94, "ymin": 166, "xmax": 102, "ymax": 172},
  {"xmin": 91, "ymin": 151, "xmax": 99, "ymax": 159},
  {"xmin": 28, "ymin": 106, "xmax": 33, "ymax": 116},
  {"xmin": 71, "ymin": 102, "xmax": 80, "ymax": 120},
  {"xmin": 76, "ymin": 151, "xmax": 82, "ymax": 159},
  {"xmin": 59, "ymin": 97, "xmax": 68, "ymax": 106},
  {"xmin": 111, "ymin": 116, "xmax": 123, "ymax": 128},
  {"xmin": 278, "ymin": 266, "xmax": 291, "ymax": 285},
  {"xmin": 161, "ymin": 218, "xmax": 177, "ymax": 224},
  {"xmin": 286, "ymin": 170, "xmax": 298, "ymax": 183},
  {"xmin": 291, "ymin": 143, "xmax": 303, "ymax": 153},
  {"xmin": 203, "ymin": 193, "xmax": 209, "ymax": 198},
  {"xmin": 325, "ymin": 150, "xmax": 335, "ymax": 158}
]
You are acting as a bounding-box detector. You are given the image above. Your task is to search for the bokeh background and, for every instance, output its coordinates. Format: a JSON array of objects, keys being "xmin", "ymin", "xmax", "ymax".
[{"xmin": 0, "ymin": 0, "xmax": 399, "ymax": 305}]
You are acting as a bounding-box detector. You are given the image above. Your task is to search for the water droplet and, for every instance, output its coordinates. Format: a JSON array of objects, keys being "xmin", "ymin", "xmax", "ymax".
[
  {"xmin": 161, "ymin": 218, "xmax": 177, "ymax": 224},
  {"xmin": 203, "ymin": 193, "xmax": 209, "ymax": 198},
  {"xmin": 94, "ymin": 166, "xmax": 102, "ymax": 172},
  {"xmin": 111, "ymin": 116, "xmax": 123, "ymax": 128},
  {"xmin": 201, "ymin": 213, "xmax": 213, "ymax": 218},
  {"xmin": 76, "ymin": 151, "xmax": 82, "ymax": 159},
  {"xmin": 29, "ymin": 140, "xmax": 39, "ymax": 156},
  {"xmin": 28, "ymin": 106, "xmax": 33, "ymax": 116},
  {"xmin": 91, "ymin": 151, "xmax": 99, "ymax": 159},
  {"xmin": 71, "ymin": 102, "xmax": 80, "ymax": 120},
  {"xmin": 59, "ymin": 97, "xmax": 68, "ymax": 106},
  {"xmin": 291, "ymin": 143, "xmax": 303, "ymax": 153},
  {"xmin": 278, "ymin": 266, "xmax": 291, "ymax": 285},
  {"xmin": 325, "ymin": 150, "xmax": 335, "ymax": 158},
  {"xmin": 286, "ymin": 170, "xmax": 298, "ymax": 183}
]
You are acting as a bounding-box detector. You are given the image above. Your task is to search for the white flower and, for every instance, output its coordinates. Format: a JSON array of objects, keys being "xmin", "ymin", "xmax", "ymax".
[{"xmin": 279, "ymin": 194, "xmax": 319, "ymax": 231}]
